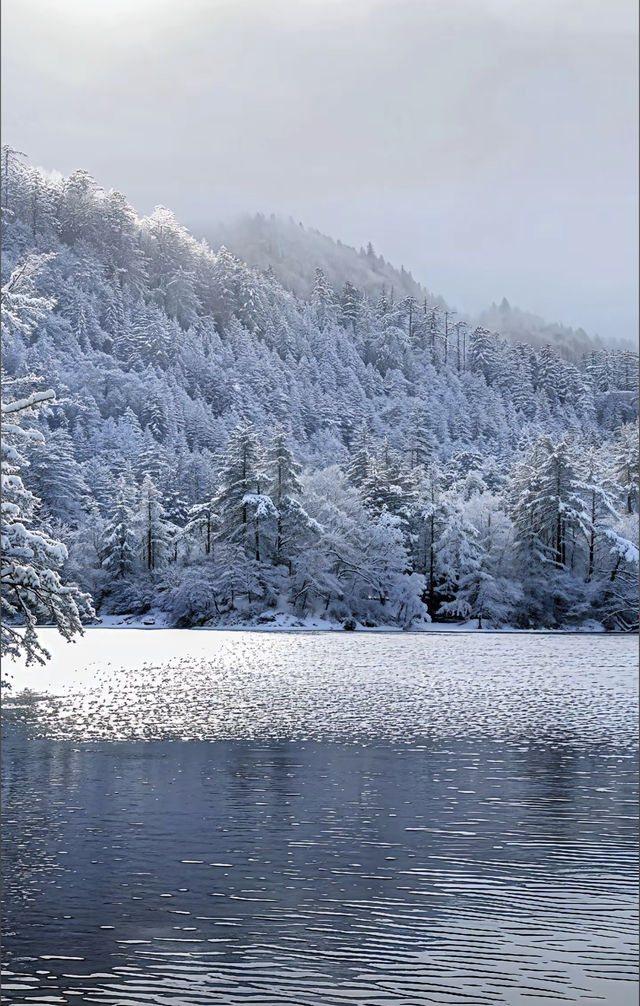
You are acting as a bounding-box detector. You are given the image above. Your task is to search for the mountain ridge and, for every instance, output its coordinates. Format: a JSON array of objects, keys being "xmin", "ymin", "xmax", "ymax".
[{"xmin": 204, "ymin": 212, "xmax": 619, "ymax": 361}]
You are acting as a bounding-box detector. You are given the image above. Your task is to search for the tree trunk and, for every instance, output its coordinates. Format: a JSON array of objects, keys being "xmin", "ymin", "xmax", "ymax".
[
  {"xmin": 586, "ymin": 491, "xmax": 595, "ymax": 581},
  {"xmin": 555, "ymin": 467, "xmax": 563, "ymax": 567},
  {"xmin": 428, "ymin": 517, "xmax": 435, "ymax": 616},
  {"xmin": 147, "ymin": 498, "xmax": 153, "ymax": 571},
  {"xmin": 444, "ymin": 312, "xmax": 448, "ymax": 365}
]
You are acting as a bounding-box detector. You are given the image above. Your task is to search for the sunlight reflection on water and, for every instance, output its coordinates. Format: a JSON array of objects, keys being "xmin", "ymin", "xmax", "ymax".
[{"xmin": 2, "ymin": 632, "xmax": 638, "ymax": 1005}]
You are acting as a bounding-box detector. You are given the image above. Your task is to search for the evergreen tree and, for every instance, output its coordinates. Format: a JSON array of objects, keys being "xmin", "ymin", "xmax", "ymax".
[
  {"xmin": 102, "ymin": 476, "xmax": 138, "ymax": 580},
  {"xmin": 434, "ymin": 495, "xmax": 482, "ymax": 611},
  {"xmin": 440, "ymin": 495, "xmax": 522, "ymax": 627},
  {"xmin": 612, "ymin": 421, "xmax": 639, "ymax": 515},
  {"xmin": 28, "ymin": 427, "xmax": 90, "ymax": 527},
  {"xmin": 413, "ymin": 464, "xmax": 450, "ymax": 618},
  {"xmin": 266, "ymin": 429, "xmax": 303, "ymax": 502},
  {"xmin": 213, "ymin": 421, "xmax": 262, "ymax": 549},
  {"xmin": 311, "ymin": 267, "xmax": 336, "ymax": 327},
  {"xmin": 404, "ymin": 408, "xmax": 438, "ymax": 470},
  {"xmin": 265, "ymin": 429, "xmax": 313, "ymax": 567},
  {"xmin": 1, "ymin": 144, "xmax": 27, "ymax": 215},
  {"xmin": 339, "ymin": 281, "xmax": 362, "ymax": 332},
  {"xmin": 138, "ymin": 474, "xmax": 172, "ymax": 572},
  {"xmin": 469, "ymin": 327, "xmax": 496, "ymax": 382},
  {"xmin": 344, "ymin": 422, "xmax": 371, "ymax": 488},
  {"xmin": 184, "ymin": 499, "xmax": 218, "ymax": 556}
]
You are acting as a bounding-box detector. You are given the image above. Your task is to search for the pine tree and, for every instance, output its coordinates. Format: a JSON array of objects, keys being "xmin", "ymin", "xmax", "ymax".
[
  {"xmin": 1, "ymin": 144, "xmax": 27, "ymax": 215},
  {"xmin": 311, "ymin": 268, "xmax": 336, "ymax": 327},
  {"xmin": 339, "ymin": 281, "xmax": 361, "ymax": 332},
  {"xmin": 510, "ymin": 435, "xmax": 586, "ymax": 571},
  {"xmin": 359, "ymin": 440, "xmax": 417, "ymax": 528},
  {"xmin": 576, "ymin": 448, "xmax": 618, "ymax": 583},
  {"xmin": 266, "ymin": 429, "xmax": 302, "ymax": 502},
  {"xmin": 29, "ymin": 427, "xmax": 90, "ymax": 527},
  {"xmin": 265, "ymin": 429, "xmax": 310, "ymax": 566},
  {"xmin": 27, "ymin": 165, "xmax": 58, "ymax": 240},
  {"xmin": 404, "ymin": 408, "xmax": 438, "ymax": 470},
  {"xmin": 612, "ymin": 421, "xmax": 639, "ymax": 515},
  {"xmin": 344, "ymin": 422, "xmax": 372, "ymax": 488},
  {"xmin": 507, "ymin": 436, "xmax": 592, "ymax": 624},
  {"xmin": 469, "ymin": 327, "xmax": 496, "ymax": 382},
  {"xmin": 213, "ymin": 421, "xmax": 263, "ymax": 549},
  {"xmin": 102, "ymin": 476, "xmax": 138, "ymax": 579},
  {"xmin": 538, "ymin": 344, "xmax": 560, "ymax": 401},
  {"xmin": 413, "ymin": 464, "xmax": 449, "ymax": 617},
  {"xmin": 59, "ymin": 169, "xmax": 101, "ymax": 245},
  {"xmin": 434, "ymin": 495, "xmax": 482, "ymax": 611},
  {"xmin": 1, "ymin": 253, "xmax": 56, "ymax": 350},
  {"xmin": 184, "ymin": 499, "xmax": 218, "ymax": 556},
  {"xmin": 440, "ymin": 495, "xmax": 521, "ymax": 627},
  {"xmin": 138, "ymin": 474, "xmax": 172, "ymax": 572}
]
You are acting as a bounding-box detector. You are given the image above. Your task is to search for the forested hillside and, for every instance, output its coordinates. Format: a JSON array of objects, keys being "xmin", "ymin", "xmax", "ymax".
[
  {"xmin": 208, "ymin": 214, "xmax": 613, "ymax": 361},
  {"xmin": 208, "ymin": 213, "xmax": 433, "ymax": 304},
  {"xmin": 2, "ymin": 149, "xmax": 638, "ymax": 634},
  {"xmin": 476, "ymin": 299, "xmax": 611, "ymax": 360}
]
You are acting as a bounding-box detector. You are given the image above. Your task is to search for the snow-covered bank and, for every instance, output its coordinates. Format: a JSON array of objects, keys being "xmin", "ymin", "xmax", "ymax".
[{"xmin": 93, "ymin": 610, "xmax": 610, "ymax": 633}]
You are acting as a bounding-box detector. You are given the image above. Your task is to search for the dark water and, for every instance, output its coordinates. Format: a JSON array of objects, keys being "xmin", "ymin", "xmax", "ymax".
[{"xmin": 2, "ymin": 632, "xmax": 638, "ymax": 1004}]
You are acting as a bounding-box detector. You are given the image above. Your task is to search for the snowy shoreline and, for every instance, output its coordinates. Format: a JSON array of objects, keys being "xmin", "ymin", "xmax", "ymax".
[{"xmin": 88, "ymin": 612, "xmax": 618, "ymax": 634}]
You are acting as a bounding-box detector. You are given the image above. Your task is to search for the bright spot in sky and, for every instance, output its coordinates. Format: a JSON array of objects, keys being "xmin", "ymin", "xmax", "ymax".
[{"xmin": 41, "ymin": 0, "xmax": 170, "ymax": 24}]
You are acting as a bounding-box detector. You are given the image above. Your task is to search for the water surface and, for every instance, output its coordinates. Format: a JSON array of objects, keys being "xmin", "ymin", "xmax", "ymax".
[{"xmin": 2, "ymin": 631, "xmax": 638, "ymax": 1005}]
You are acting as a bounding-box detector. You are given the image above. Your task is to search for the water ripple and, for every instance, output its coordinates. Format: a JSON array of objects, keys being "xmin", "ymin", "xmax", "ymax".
[{"xmin": 2, "ymin": 632, "xmax": 638, "ymax": 1005}]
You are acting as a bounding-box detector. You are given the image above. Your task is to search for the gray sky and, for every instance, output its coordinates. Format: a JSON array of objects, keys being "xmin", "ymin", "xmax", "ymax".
[{"xmin": 2, "ymin": 0, "xmax": 638, "ymax": 340}]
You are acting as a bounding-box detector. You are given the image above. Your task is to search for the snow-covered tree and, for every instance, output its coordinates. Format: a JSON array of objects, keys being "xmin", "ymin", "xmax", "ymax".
[
  {"xmin": 440, "ymin": 494, "xmax": 522, "ymax": 627},
  {"xmin": 265, "ymin": 429, "xmax": 315, "ymax": 569},
  {"xmin": 183, "ymin": 499, "xmax": 218, "ymax": 556},
  {"xmin": 102, "ymin": 476, "xmax": 138, "ymax": 579},
  {"xmin": 138, "ymin": 474, "xmax": 172, "ymax": 572},
  {"xmin": 1, "ymin": 385, "xmax": 94, "ymax": 665},
  {"xmin": 612, "ymin": 421, "xmax": 639, "ymax": 515},
  {"xmin": 1, "ymin": 253, "xmax": 56, "ymax": 349},
  {"xmin": 213, "ymin": 421, "xmax": 263, "ymax": 548}
]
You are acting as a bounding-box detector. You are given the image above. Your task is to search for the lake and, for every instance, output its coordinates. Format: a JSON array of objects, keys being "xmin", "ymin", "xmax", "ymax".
[{"xmin": 2, "ymin": 630, "xmax": 638, "ymax": 1005}]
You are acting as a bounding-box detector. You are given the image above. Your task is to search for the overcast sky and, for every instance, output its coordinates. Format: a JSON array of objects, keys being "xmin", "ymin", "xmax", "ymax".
[{"xmin": 2, "ymin": 0, "xmax": 638, "ymax": 340}]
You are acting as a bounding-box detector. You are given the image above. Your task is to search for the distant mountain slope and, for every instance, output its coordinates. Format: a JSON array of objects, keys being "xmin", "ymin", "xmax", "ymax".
[
  {"xmin": 206, "ymin": 213, "xmax": 437, "ymax": 306},
  {"xmin": 477, "ymin": 298, "xmax": 610, "ymax": 359},
  {"xmin": 208, "ymin": 214, "xmax": 621, "ymax": 361}
]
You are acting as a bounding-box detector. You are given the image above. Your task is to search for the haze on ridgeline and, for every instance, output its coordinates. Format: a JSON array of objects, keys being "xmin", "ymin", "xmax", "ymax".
[{"xmin": 1, "ymin": 0, "xmax": 637, "ymax": 345}]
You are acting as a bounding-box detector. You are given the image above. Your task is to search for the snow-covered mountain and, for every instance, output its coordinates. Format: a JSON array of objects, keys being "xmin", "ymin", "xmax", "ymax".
[
  {"xmin": 206, "ymin": 213, "xmax": 433, "ymax": 305},
  {"xmin": 1, "ymin": 149, "xmax": 638, "ymax": 634},
  {"xmin": 206, "ymin": 213, "xmax": 612, "ymax": 361},
  {"xmin": 477, "ymin": 298, "xmax": 612, "ymax": 360}
]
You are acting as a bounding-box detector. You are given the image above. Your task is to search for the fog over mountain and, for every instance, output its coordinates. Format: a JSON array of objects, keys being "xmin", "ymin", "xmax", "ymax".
[
  {"xmin": 207, "ymin": 213, "xmax": 624, "ymax": 360},
  {"xmin": 3, "ymin": 0, "xmax": 637, "ymax": 344}
]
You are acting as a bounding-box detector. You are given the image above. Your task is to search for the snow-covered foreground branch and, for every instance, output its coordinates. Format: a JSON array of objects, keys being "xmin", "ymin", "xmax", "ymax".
[{"xmin": 2, "ymin": 266, "xmax": 95, "ymax": 667}]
